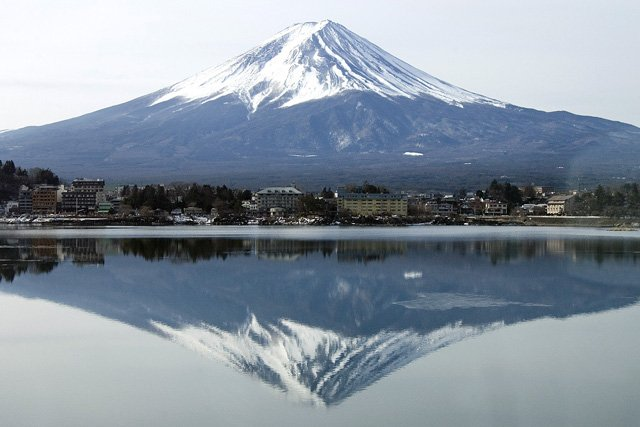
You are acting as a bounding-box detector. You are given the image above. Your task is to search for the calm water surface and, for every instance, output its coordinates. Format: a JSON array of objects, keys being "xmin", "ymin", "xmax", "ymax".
[{"xmin": 0, "ymin": 226, "xmax": 639, "ymax": 426}]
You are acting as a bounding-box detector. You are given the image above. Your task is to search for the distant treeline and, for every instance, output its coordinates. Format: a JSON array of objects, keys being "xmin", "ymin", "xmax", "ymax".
[
  {"xmin": 121, "ymin": 184, "xmax": 252, "ymax": 214},
  {"xmin": 344, "ymin": 182, "xmax": 389, "ymax": 194},
  {"xmin": 572, "ymin": 183, "xmax": 640, "ymax": 217},
  {"xmin": 0, "ymin": 160, "xmax": 60, "ymax": 202},
  {"xmin": 476, "ymin": 180, "xmax": 640, "ymax": 217}
]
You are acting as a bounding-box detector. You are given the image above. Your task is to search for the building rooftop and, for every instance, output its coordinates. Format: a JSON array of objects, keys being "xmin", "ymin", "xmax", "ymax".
[
  {"xmin": 256, "ymin": 187, "xmax": 302, "ymax": 195},
  {"xmin": 547, "ymin": 194, "xmax": 575, "ymax": 202},
  {"xmin": 339, "ymin": 192, "xmax": 407, "ymax": 200}
]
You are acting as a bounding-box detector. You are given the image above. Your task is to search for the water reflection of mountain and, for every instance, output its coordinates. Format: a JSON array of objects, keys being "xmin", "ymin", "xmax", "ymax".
[{"xmin": 1, "ymin": 236, "xmax": 640, "ymax": 405}]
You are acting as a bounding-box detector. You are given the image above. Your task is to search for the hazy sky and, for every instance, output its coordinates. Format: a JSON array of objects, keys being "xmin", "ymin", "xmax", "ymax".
[{"xmin": 1, "ymin": 0, "xmax": 638, "ymax": 130}]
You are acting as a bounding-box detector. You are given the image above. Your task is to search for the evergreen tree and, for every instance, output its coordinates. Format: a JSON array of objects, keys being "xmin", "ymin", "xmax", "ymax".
[{"xmin": 1, "ymin": 160, "xmax": 16, "ymax": 175}]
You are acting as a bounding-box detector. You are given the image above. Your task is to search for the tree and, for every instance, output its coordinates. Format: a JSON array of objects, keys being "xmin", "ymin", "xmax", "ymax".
[
  {"xmin": 298, "ymin": 194, "xmax": 325, "ymax": 215},
  {"xmin": 320, "ymin": 187, "xmax": 335, "ymax": 199},
  {"xmin": 523, "ymin": 185, "xmax": 537, "ymax": 200},
  {"xmin": 1, "ymin": 160, "xmax": 16, "ymax": 175},
  {"xmin": 346, "ymin": 181, "xmax": 389, "ymax": 194},
  {"xmin": 593, "ymin": 185, "xmax": 608, "ymax": 213},
  {"xmin": 503, "ymin": 182, "xmax": 522, "ymax": 206},
  {"xmin": 28, "ymin": 168, "xmax": 60, "ymax": 185},
  {"xmin": 484, "ymin": 179, "xmax": 523, "ymax": 213}
]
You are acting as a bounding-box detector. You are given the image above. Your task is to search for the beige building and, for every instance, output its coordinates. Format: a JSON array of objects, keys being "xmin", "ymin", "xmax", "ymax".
[
  {"xmin": 546, "ymin": 194, "xmax": 575, "ymax": 215},
  {"xmin": 32, "ymin": 185, "xmax": 59, "ymax": 214},
  {"xmin": 337, "ymin": 192, "xmax": 408, "ymax": 216}
]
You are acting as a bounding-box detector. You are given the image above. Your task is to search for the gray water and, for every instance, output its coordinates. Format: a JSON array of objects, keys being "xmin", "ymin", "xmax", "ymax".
[{"xmin": 0, "ymin": 226, "xmax": 639, "ymax": 426}]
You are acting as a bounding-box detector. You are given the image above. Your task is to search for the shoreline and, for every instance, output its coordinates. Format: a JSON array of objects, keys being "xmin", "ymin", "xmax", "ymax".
[{"xmin": 0, "ymin": 214, "xmax": 637, "ymax": 229}]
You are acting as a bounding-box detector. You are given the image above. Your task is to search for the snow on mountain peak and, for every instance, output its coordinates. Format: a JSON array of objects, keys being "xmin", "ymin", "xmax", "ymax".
[
  {"xmin": 152, "ymin": 20, "xmax": 504, "ymax": 112},
  {"xmin": 151, "ymin": 313, "xmax": 503, "ymax": 405}
]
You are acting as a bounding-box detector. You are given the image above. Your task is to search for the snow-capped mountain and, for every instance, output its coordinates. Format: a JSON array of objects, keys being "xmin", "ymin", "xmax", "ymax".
[
  {"xmin": 153, "ymin": 20, "xmax": 504, "ymax": 112},
  {"xmin": 0, "ymin": 20, "xmax": 638, "ymax": 186}
]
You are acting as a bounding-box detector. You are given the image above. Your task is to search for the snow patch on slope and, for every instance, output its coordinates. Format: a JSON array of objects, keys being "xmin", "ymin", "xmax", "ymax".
[{"xmin": 152, "ymin": 20, "xmax": 504, "ymax": 112}]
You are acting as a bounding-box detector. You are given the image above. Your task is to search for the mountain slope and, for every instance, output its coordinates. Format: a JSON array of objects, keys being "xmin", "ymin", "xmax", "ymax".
[
  {"xmin": 0, "ymin": 20, "xmax": 638, "ymax": 187},
  {"xmin": 152, "ymin": 20, "xmax": 504, "ymax": 111}
]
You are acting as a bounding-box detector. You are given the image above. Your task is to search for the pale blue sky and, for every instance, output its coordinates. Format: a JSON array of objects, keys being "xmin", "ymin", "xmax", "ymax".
[{"xmin": 1, "ymin": 0, "xmax": 638, "ymax": 129}]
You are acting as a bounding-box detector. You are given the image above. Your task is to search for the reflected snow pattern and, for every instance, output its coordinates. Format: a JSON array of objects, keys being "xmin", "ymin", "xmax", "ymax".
[{"xmin": 1, "ymin": 233, "xmax": 640, "ymax": 405}]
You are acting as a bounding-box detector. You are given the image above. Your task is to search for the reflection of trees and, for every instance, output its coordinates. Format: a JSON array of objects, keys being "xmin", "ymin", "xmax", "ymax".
[
  {"xmin": 418, "ymin": 239, "xmax": 640, "ymax": 265},
  {"xmin": 336, "ymin": 240, "xmax": 406, "ymax": 263},
  {"xmin": 573, "ymin": 239, "xmax": 640, "ymax": 265},
  {"xmin": 115, "ymin": 239, "xmax": 408, "ymax": 263},
  {"xmin": 3, "ymin": 234, "xmax": 640, "ymax": 407},
  {"xmin": 1, "ymin": 236, "xmax": 639, "ymax": 282},
  {"xmin": 118, "ymin": 238, "xmax": 253, "ymax": 262},
  {"xmin": 255, "ymin": 239, "xmax": 336, "ymax": 261},
  {"xmin": 0, "ymin": 238, "xmax": 60, "ymax": 283},
  {"xmin": 0, "ymin": 238, "xmax": 109, "ymax": 282},
  {"xmin": 252, "ymin": 240, "xmax": 407, "ymax": 263}
]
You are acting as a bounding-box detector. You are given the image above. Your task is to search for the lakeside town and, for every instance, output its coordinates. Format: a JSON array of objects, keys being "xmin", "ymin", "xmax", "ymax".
[{"xmin": 2, "ymin": 160, "xmax": 639, "ymax": 227}]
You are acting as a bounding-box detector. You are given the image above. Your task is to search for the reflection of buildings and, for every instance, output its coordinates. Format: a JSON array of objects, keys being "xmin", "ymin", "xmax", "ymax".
[
  {"xmin": 61, "ymin": 239, "xmax": 105, "ymax": 265},
  {"xmin": 0, "ymin": 238, "xmax": 106, "ymax": 282},
  {"xmin": 0, "ymin": 238, "xmax": 59, "ymax": 281},
  {"xmin": 1, "ymin": 234, "xmax": 640, "ymax": 406},
  {"xmin": 30, "ymin": 239, "xmax": 60, "ymax": 260},
  {"xmin": 546, "ymin": 239, "xmax": 566, "ymax": 254},
  {"xmin": 2, "ymin": 236, "xmax": 639, "ymax": 276}
]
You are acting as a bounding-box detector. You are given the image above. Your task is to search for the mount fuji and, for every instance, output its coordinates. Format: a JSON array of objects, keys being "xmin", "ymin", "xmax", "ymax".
[
  {"xmin": 152, "ymin": 20, "xmax": 504, "ymax": 112},
  {"xmin": 1, "ymin": 20, "xmax": 639, "ymax": 187}
]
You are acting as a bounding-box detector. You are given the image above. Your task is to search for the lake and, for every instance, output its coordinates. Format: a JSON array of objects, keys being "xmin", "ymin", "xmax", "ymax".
[{"xmin": 0, "ymin": 226, "xmax": 639, "ymax": 426}]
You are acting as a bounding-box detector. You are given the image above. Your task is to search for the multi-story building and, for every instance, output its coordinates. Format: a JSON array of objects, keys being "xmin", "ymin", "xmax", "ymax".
[
  {"xmin": 484, "ymin": 200, "xmax": 508, "ymax": 216},
  {"xmin": 255, "ymin": 187, "xmax": 303, "ymax": 213},
  {"xmin": 534, "ymin": 186, "xmax": 554, "ymax": 197},
  {"xmin": 5, "ymin": 201, "xmax": 19, "ymax": 215},
  {"xmin": 32, "ymin": 185, "xmax": 58, "ymax": 214},
  {"xmin": 460, "ymin": 197, "xmax": 486, "ymax": 215},
  {"xmin": 18, "ymin": 186, "xmax": 32, "ymax": 214},
  {"xmin": 61, "ymin": 178, "xmax": 105, "ymax": 213},
  {"xmin": 546, "ymin": 194, "xmax": 575, "ymax": 215},
  {"xmin": 425, "ymin": 196, "xmax": 460, "ymax": 216},
  {"xmin": 337, "ymin": 190, "xmax": 408, "ymax": 216},
  {"xmin": 71, "ymin": 179, "xmax": 105, "ymax": 192}
]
